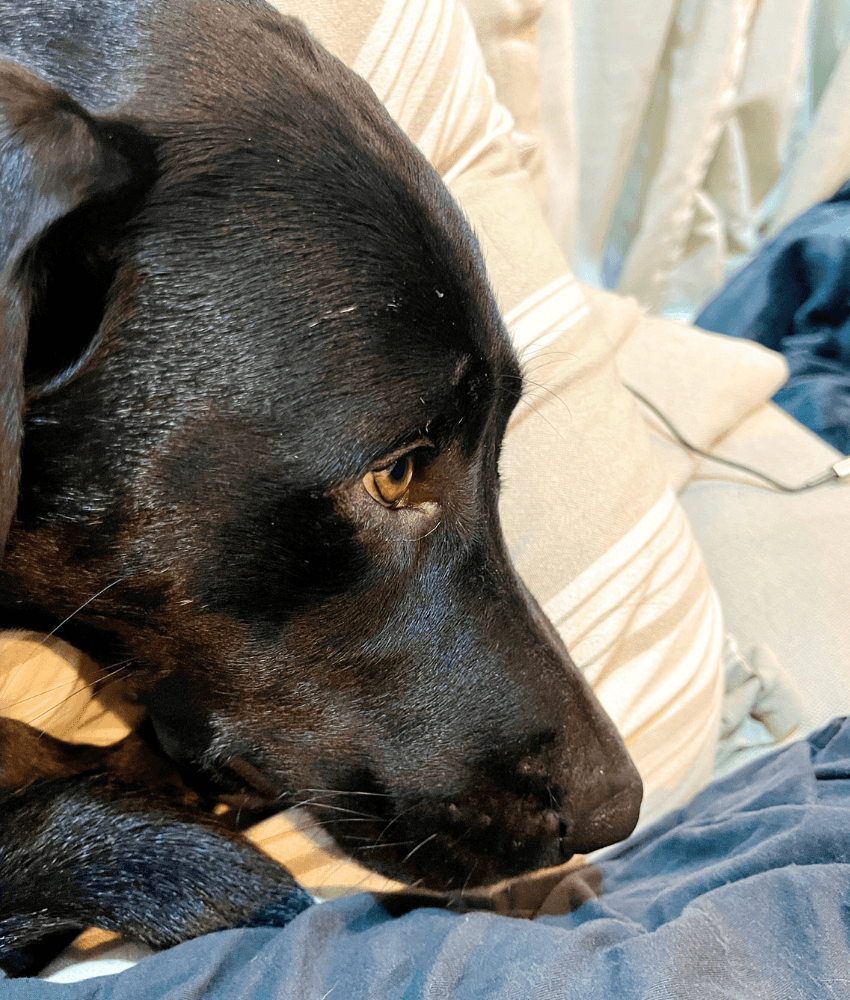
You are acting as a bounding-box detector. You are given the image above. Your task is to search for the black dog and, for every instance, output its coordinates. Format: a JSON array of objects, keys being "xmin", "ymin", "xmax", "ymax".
[{"xmin": 0, "ymin": 0, "xmax": 642, "ymax": 969}]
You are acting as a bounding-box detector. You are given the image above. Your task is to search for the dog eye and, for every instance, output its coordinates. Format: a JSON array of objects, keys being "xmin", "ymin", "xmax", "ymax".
[{"xmin": 363, "ymin": 455, "xmax": 415, "ymax": 507}]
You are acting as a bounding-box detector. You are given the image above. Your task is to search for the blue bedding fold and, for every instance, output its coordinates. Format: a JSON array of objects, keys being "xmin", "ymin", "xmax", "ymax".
[
  {"xmin": 7, "ymin": 717, "xmax": 850, "ymax": 998},
  {"xmin": 696, "ymin": 180, "xmax": 850, "ymax": 455}
]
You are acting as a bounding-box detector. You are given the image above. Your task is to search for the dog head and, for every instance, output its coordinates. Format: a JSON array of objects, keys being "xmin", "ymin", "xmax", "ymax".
[{"xmin": 0, "ymin": 2, "xmax": 641, "ymax": 889}]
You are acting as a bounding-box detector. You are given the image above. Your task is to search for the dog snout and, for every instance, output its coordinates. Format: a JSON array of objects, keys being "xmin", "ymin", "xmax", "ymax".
[
  {"xmin": 556, "ymin": 763, "xmax": 643, "ymax": 857},
  {"xmin": 542, "ymin": 688, "xmax": 644, "ymax": 859},
  {"xmin": 508, "ymin": 574, "xmax": 644, "ymax": 854},
  {"xmin": 319, "ymin": 745, "xmax": 642, "ymax": 888},
  {"xmin": 492, "ymin": 716, "xmax": 642, "ymax": 872}
]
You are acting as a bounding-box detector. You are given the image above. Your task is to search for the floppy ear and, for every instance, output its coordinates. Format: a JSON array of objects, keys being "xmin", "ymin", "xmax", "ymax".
[{"xmin": 0, "ymin": 61, "xmax": 156, "ymax": 554}]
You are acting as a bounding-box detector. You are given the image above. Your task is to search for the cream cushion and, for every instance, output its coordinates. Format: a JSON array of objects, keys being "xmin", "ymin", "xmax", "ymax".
[
  {"xmin": 610, "ymin": 287, "xmax": 790, "ymax": 490},
  {"xmin": 0, "ymin": 632, "xmax": 141, "ymax": 743},
  {"xmin": 681, "ymin": 402, "xmax": 850, "ymax": 745}
]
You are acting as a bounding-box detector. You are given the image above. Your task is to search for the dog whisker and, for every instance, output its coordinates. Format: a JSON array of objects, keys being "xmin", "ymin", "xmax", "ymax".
[
  {"xmin": 519, "ymin": 347, "xmax": 579, "ymax": 372},
  {"xmin": 374, "ymin": 798, "xmax": 424, "ymax": 843},
  {"xmin": 503, "ymin": 370, "xmax": 572, "ymax": 416},
  {"xmin": 459, "ymin": 862, "xmax": 478, "ymax": 897},
  {"xmin": 516, "ymin": 339, "xmax": 578, "ymax": 364},
  {"xmin": 320, "ymin": 834, "xmax": 378, "ymax": 843},
  {"xmin": 40, "ymin": 578, "xmax": 126, "ymax": 644},
  {"xmin": 288, "ymin": 800, "xmax": 383, "ymax": 820},
  {"xmin": 401, "ymin": 831, "xmax": 439, "ymax": 865},
  {"xmin": 522, "ymin": 381, "xmax": 572, "ymax": 417},
  {"xmin": 303, "ymin": 817, "xmax": 385, "ymax": 826},
  {"xmin": 2, "ymin": 578, "xmax": 127, "ymax": 698},
  {"xmin": 295, "ymin": 788, "xmax": 393, "ymax": 798},
  {"xmin": 12, "ymin": 662, "xmax": 133, "ymax": 735},
  {"xmin": 355, "ymin": 841, "xmax": 414, "ymax": 851},
  {"xmin": 280, "ymin": 817, "xmax": 384, "ymax": 844},
  {"xmin": 510, "ymin": 395, "xmax": 567, "ymax": 440},
  {"xmin": 501, "ymin": 369, "xmax": 571, "ymax": 439},
  {"xmin": 5, "ymin": 673, "xmax": 111, "ymax": 712}
]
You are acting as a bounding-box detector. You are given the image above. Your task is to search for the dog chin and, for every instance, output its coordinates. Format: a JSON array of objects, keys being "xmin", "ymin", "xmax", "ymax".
[
  {"xmin": 295, "ymin": 769, "xmax": 641, "ymax": 890},
  {"xmin": 326, "ymin": 818, "xmax": 573, "ymax": 891}
]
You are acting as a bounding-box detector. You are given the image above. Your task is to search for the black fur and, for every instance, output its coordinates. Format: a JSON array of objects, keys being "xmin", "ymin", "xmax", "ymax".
[{"xmin": 0, "ymin": 0, "xmax": 642, "ymax": 971}]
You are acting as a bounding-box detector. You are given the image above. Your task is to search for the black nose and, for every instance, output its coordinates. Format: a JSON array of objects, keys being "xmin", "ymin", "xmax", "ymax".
[{"xmin": 560, "ymin": 765, "xmax": 643, "ymax": 856}]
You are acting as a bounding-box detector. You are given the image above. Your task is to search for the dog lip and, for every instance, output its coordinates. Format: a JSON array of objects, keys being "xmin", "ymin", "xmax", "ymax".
[
  {"xmin": 215, "ymin": 789, "xmax": 275, "ymax": 810},
  {"xmin": 222, "ymin": 755, "xmax": 280, "ymax": 799}
]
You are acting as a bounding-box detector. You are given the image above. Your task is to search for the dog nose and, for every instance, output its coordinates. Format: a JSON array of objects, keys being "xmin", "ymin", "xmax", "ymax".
[{"xmin": 559, "ymin": 765, "xmax": 643, "ymax": 856}]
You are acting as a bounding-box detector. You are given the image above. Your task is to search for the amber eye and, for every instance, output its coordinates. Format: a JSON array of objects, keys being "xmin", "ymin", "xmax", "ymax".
[{"xmin": 363, "ymin": 455, "xmax": 415, "ymax": 507}]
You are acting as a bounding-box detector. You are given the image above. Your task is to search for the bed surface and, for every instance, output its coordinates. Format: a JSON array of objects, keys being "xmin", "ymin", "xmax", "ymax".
[{"xmin": 18, "ymin": 717, "xmax": 850, "ymax": 998}]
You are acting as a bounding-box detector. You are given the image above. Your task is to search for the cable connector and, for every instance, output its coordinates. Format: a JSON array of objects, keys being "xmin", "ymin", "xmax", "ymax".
[{"xmin": 834, "ymin": 456, "xmax": 850, "ymax": 479}]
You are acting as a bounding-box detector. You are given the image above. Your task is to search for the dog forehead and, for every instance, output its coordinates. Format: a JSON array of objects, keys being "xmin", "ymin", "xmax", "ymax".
[
  {"xmin": 128, "ymin": 150, "xmax": 513, "ymax": 472},
  {"xmin": 122, "ymin": 3, "xmax": 509, "ymax": 362},
  {"xmin": 141, "ymin": 121, "xmax": 496, "ymax": 350},
  {"xmin": 9, "ymin": 0, "xmax": 520, "ymax": 477}
]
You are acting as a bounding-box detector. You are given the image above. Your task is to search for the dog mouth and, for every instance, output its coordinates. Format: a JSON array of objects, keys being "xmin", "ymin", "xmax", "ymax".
[
  {"xmin": 147, "ymin": 687, "xmax": 641, "ymax": 888},
  {"xmin": 285, "ymin": 777, "xmax": 641, "ymax": 891},
  {"xmin": 178, "ymin": 749, "xmax": 576, "ymax": 888},
  {"xmin": 145, "ymin": 713, "xmax": 285, "ymax": 810},
  {"xmin": 169, "ymin": 736, "xmax": 642, "ymax": 889},
  {"xmin": 336, "ymin": 812, "xmax": 570, "ymax": 890},
  {"xmin": 213, "ymin": 754, "xmax": 284, "ymax": 809}
]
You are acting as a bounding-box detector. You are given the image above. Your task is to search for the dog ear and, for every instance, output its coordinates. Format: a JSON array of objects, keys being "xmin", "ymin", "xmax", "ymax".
[{"xmin": 0, "ymin": 61, "xmax": 156, "ymax": 553}]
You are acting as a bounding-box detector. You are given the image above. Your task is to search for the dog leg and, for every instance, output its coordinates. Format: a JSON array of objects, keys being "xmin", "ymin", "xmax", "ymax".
[{"xmin": 0, "ymin": 719, "xmax": 312, "ymax": 976}]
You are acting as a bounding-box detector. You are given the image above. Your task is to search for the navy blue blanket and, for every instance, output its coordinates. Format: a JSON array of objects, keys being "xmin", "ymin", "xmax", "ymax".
[
  {"xmin": 697, "ymin": 180, "xmax": 850, "ymax": 455},
  {"xmin": 5, "ymin": 717, "xmax": 850, "ymax": 998}
]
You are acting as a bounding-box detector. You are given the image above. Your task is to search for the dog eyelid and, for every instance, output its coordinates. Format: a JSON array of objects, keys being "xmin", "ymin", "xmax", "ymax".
[{"xmin": 365, "ymin": 437, "xmax": 433, "ymax": 472}]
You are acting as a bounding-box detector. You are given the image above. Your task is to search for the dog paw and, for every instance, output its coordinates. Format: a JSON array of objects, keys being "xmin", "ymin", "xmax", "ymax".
[{"xmin": 0, "ymin": 774, "xmax": 312, "ymax": 969}]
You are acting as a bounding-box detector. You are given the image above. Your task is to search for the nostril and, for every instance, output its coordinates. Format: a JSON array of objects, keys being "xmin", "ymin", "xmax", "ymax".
[
  {"xmin": 567, "ymin": 775, "xmax": 643, "ymax": 854},
  {"xmin": 556, "ymin": 817, "xmax": 576, "ymax": 861}
]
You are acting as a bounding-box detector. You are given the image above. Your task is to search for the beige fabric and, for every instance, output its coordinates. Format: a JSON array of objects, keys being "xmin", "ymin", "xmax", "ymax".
[
  {"xmin": 607, "ymin": 285, "xmax": 790, "ymax": 490},
  {"xmin": 498, "ymin": 294, "xmax": 729, "ymax": 823},
  {"xmin": 0, "ymin": 0, "xmax": 728, "ymax": 899},
  {"xmin": 536, "ymin": 0, "xmax": 578, "ymax": 259},
  {"xmin": 246, "ymin": 809, "xmax": 406, "ymax": 897},
  {"xmin": 777, "ymin": 37, "xmax": 850, "ymax": 228},
  {"xmin": 0, "ymin": 632, "xmax": 139, "ymax": 744},
  {"xmin": 539, "ymin": 0, "xmax": 850, "ymax": 318},
  {"xmin": 461, "ymin": 0, "xmax": 548, "ymax": 204},
  {"xmin": 500, "ymin": 302, "xmax": 667, "ymax": 591},
  {"xmin": 537, "ymin": 486, "xmax": 725, "ymax": 826},
  {"xmin": 680, "ymin": 402, "xmax": 850, "ymax": 744}
]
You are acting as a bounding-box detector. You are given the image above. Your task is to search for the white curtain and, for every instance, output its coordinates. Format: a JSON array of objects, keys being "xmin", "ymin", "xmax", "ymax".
[{"xmin": 537, "ymin": 0, "xmax": 850, "ymax": 318}]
